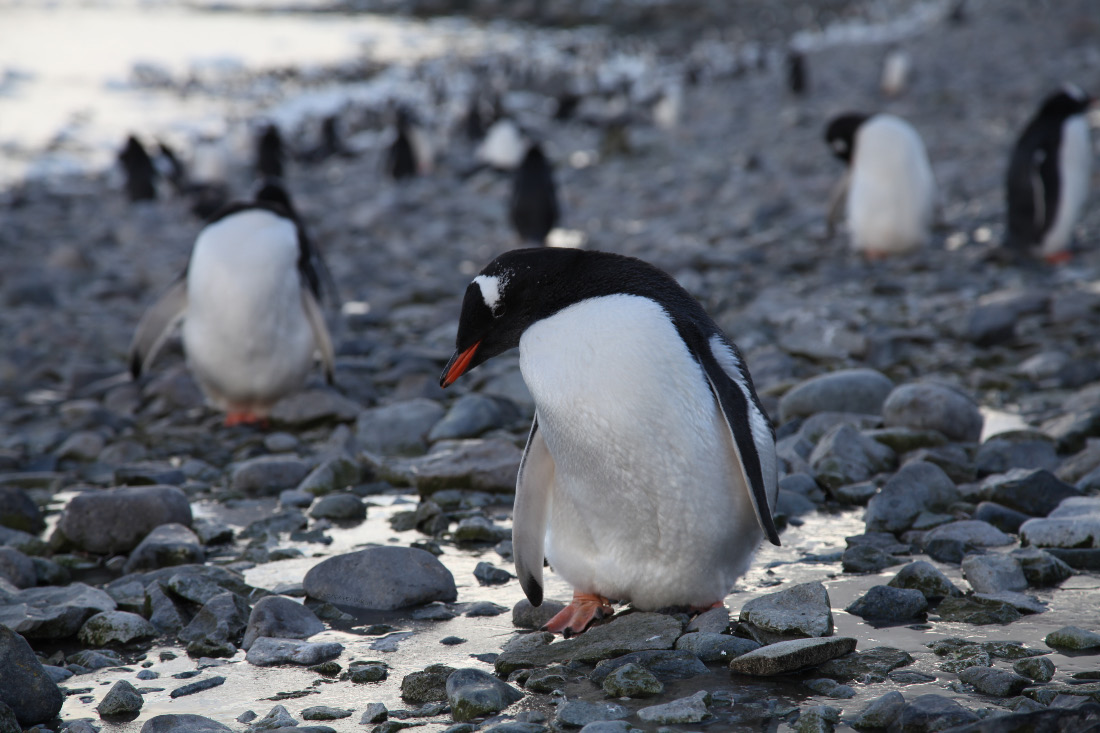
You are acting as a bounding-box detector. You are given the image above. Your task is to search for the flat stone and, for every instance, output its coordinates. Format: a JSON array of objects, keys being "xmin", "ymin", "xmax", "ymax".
[
  {"xmin": 303, "ymin": 547, "xmax": 456, "ymax": 610},
  {"xmin": 935, "ymin": 596, "xmax": 1022, "ymax": 625},
  {"xmin": 599, "ymin": 662, "xmax": 663, "ymax": 698},
  {"xmin": 927, "ymin": 520, "xmax": 1015, "ymax": 549},
  {"xmin": 246, "ymin": 637, "xmax": 343, "ymax": 666},
  {"xmin": 242, "ymin": 595, "xmax": 325, "ymax": 650},
  {"xmin": 383, "ymin": 438, "xmax": 523, "ymax": 496},
  {"xmin": 1046, "ymin": 626, "xmax": 1100, "ymax": 651},
  {"xmin": 357, "ymin": 399, "xmax": 445, "ymax": 456},
  {"xmin": 888, "ymin": 561, "xmax": 963, "ymax": 600},
  {"xmin": 309, "ymin": 493, "xmax": 366, "ymax": 521},
  {"xmin": 809, "ymin": 424, "xmax": 896, "ymax": 491},
  {"xmin": 636, "ymin": 691, "xmax": 710, "ymax": 725},
  {"xmin": 973, "ymin": 591, "xmax": 1046, "ymax": 614},
  {"xmin": 168, "ymin": 676, "xmax": 226, "ymax": 698},
  {"xmin": 297, "ymin": 455, "xmax": 360, "ymax": 497},
  {"xmin": 778, "ymin": 369, "xmax": 894, "ymax": 423},
  {"xmin": 962, "ymin": 554, "xmax": 1028, "ymax": 593},
  {"xmin": 0, "ymin": 624, "xmax": 64, "ymax": 726},
  {"xmin": 817, "ymin": 647, "xmax": 913, "ymax": 682},
  {"xmin": 57, "ymin": 485, "xmax": 191, "ymax": 555},
  {"xmin": 139, "ymin": 714, "xmax": 233, "ymax": 732},
  {"xmin": 302, "ymin": 706, "xmax": 353, "ymax": 720},
  {"xmin": 230, "ymin": 456, "xmax": 311, "ymax": 496},
  {"xmin": 841, "ymin": 544, "xmax": 906, "ymax": 573},
  {"xmin": 896, "ymin": 694, "xmax": 979, "ymax": 732},
  {"xmin": 958, "ymin": 666, "xmax": 1030, "ymax": 697},
  {"xmin": 445, "ymin": 668, "xmax": 522, "ymax": 722},
  {"xmin": 974, "ymin": 501, "xmax": 1031, "ymax": 534},
  {"xmin": 400, "ymin": 664, "xmax": 455, "ymax": 704},
  {"xmin": 0, "ymin": 583, "xmax": 116, "ymax": 638},
  {"xmin": 845, "ymin": 586, "xmax": 927, "ymax": 621},
  {"xmin": 429, "ymin": 394, "xmax": 515, "ymax": 442},
  {"xmin": 78, "ymin": 610, "xmax": 156, "ymax": 646},
  {"xmin": 738, "ymin": 581, "xmax": 833, "ymax": 639},
  {"xmin": 882, "ymin": 383, "xmax": 983, "ymax": 443},
  {"xmin": 269, "ymin": 388, "xmax": 362, "ymax": 426},
  {"xmin": 865, "ymin": 462, "xmax": 959, "ymax": 533},
  {"xmin": 729, "ymin": 637, "xmax": 858, "ymax": 677},
  {"xmin": 588, "ymin": 650, "xmax": 708, "ymax": 684},
  {"xmin": 674, "ymin": 632, "xmax": 760, "ymax": 662},
  {"xmin": 793, "ymin": 704, "xmax": 841, "ymax": 733},
  {"xmin": 555, "ymin": 700, "xmax": 628, "ymax": 727}
]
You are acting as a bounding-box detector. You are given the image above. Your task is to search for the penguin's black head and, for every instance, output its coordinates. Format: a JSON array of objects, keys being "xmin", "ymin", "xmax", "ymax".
[
  {"xmin": 253, "ymin": 179, "xmax": 297, "ymax": 219},
  {"xmin": 824, "ymin": 113, "xmax": 870, "ymax": 164},
  {"xmin": 1038, "ymin": 84, "xmax": 1093, "ymax": 119}
]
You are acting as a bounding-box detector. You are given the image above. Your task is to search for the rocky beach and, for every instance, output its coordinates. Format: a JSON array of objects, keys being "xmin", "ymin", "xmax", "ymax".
[{"xmin": 3, "ymin": 0, "xmax": 1100, "ymax": 731}]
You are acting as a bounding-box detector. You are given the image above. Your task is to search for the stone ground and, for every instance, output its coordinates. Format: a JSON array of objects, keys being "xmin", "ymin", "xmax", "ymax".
[{"xmin": 3, "ymin": 0, "xmax": 1100, "ymax": 731}]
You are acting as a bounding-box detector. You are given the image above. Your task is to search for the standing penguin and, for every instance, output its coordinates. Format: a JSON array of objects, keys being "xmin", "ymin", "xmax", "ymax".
[
  {"xmin": 386, "ymin": 108, "xmax": 420, "ymax": 180},
  {"xmin": 509, "ymin": 144, "xmax": 559, "ymax": 246},
  {"xmin": 440, "ymin": 248, "xmax": 780, "ymax": 635},
  {"xmin": 824, "ymin": 112, "xmax": 936, "ymax": 258},
  {"xmin": 256, "ymin": 123, "xmax": 285, "ymax": 180},
  {"xmin": 118, "ymin": 135, "xmax": 158, "ymax": 202},
  {"xmin": 1004, "ymin": 84, "xmax": 1093, "ymax": 264},
  {"xmin": 129, "ymin": 182, "xmax": 334, "ymax": 426}
]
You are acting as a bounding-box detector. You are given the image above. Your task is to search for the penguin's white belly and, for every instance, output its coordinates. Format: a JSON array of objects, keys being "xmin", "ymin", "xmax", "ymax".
[
  {"xmin": 847, "ymin": 115, "xmax": 936, "ymax": 254},
  {"xmin": 183, "ymin": 210, "xmax": 316, "ymax": 412},
  {"xmin": 1041, "ymin": 115, "xmax": 1091, "ymax": 256},
  {"xmin": 518, "ymin": 294, "xmax": 762, "ymax": 609}
]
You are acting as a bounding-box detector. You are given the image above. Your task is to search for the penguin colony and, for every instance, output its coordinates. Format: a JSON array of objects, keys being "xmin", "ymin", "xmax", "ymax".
[{"xmin": 123, "ymin": 44, "xmax": 1095, "ymax": 635}]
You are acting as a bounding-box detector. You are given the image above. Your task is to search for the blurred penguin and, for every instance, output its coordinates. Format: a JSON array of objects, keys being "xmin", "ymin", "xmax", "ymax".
[
  {"xmin": 1004, "ymin": 84, "xmax": 1094, "ymax": 264},
  {"xmin": 787, "ymin": 49, "xmax": 807, "ymax": 96},
  {"xmin": 155, "ymin": 140, "xmax": 187, "ymax": 194},
  {"xmin": 118, "ymin": 135, "xmax": 158, "ymax": 202},
  {"xmin": 510, "ymin": 143, "xmax": 559, "ymax": 246},
  {"xmin": 386, "ymin": 107, "xmax": 433, "ymax": 179},
  {"xmin": 825, "ymin": 112, "xmax": 936, "ymax": 259},
  {"xmin": 188, "ymin": 136, "xmax": 232, "ymax": 220},
  {"xmin": 880, "ymin": 48, "xmax": 911, "ymax": 98},
  {"xmin": 477, "ymin": 117, "xmax": 527, "ymax": 171},
  {"xmin": 256, "ymin": 124, "xmax": 285, "ymax": 180}
]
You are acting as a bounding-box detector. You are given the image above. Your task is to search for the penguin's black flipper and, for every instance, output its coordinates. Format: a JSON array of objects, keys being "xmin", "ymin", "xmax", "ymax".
[{"xmin": 513, "ymin": 417, "xmax": 555, "ymax": 606}]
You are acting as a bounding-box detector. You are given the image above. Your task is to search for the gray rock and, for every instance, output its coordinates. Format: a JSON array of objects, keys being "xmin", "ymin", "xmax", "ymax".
[
  {"xmin": 429, "ymin": 394, "xmax": 515, "ymax": 442},
  {"xmin": 1014, "ymin": 656, "xmax": 1055, "ymax": 682},
  {"xmin": 297, "ymin": 455, "xmax": 361, "ymax": 497},
  {"xmin": 114, "ymin": 462, "xmax": 186, "ymax": 486},
  {"xmin": 927, "ymin": 521, "xmax": 1015, "ymax": 550},
  {"xmin": 778, "ymin": 369, "xmax": 894, "ymax": 423},
  {"xmin": 888, "ymin": 561, "xmax": 963, "ymax": 600},
  {"xmin": 882, "ymin": 383, "xmax": 983, "ymax": 443},
  {"xmin": 57, "ymin": 485, "xmax": 191, "ymax": 555},
  {"xmin": 1046, "ymin": 626, "xmax": 1100, "ymax": 651},
  {"xmin": 464, "ymin": 601, "xmax": 507, "ymax": 617},
  {"xmin": 309, "ymin": 493, "xmax": 366, "ymax": 520},
  {"xmin": 168, "ymin": 676, "xmax": 226, "ymax": 698},
  {"xmin": 794, "ymin": 704, "xmax": 841, "ymax": 733},
  {"xmin": 674, "ymin": 632, "xmax": 759, "ymax": 662},
  {"xmin": 588, "ymin": 650, "xmax": 708, "ymax": 684},
  {"xmin": 383, "ymin": 439, "xmax": 523, "ymax": 496},
  {"xmin": 738, "ymin": 581, "xmax": 833, "ymax": 639},
  {"xmin": 600, "ymin": 662, "xmax": 663, "ymax": 697},
  {"xmin": 816, "ymin": 647, "xmax": 914, "ymax": 682},
  {"xmin": 303, "ymin": 547, "xmax": 457, "ymax": 610},
  {"xmin": 1019, "ymin": 496, "xmax": 1100, "ymax": 549},
  {"xmin": 523, "ymin": 664, "xmax": 573, "ymax": 693},
  {"xmin": 56, "ymin": 430, "xmax": 107, "ymax": 462},
  {"xmin": 803, "ymin": 678, "xmax": 856, "ymax": 698},
  {"xmin": 975, "ymin": 436, "xmax": 1059, "ymax": 477},
  {"xmin": 97, "ymin": 679, "xmax": 143, "ymax": 717},
  {"xmin": 935, "ymin": 596, "xmax": 1022, "ymax": 625},
  {"xmin": 0, "ymin": 583, "xmax": 116, "ymax": 638},
  {"xmin": 865, "ymin": 462, "xmax": 959, "ymax": 533},
  {"xmin": 230, "ymin": 456, "xmax": 311, "ymax": 496},
  {"xmin": 985, "ymin": 469, "xmax": 1082, "ymax": 517},
  {"xmin": 269, "ymin": 388, "xmax": 362, "ymax": 426},
  {"xmin": 775, "ymin": 488, "xmax": 817, "ymax": 521},
  {"xmin": 473, "ymin": 561, "xmax": 511, "ymax": 585},
  {"xmin": 576, "ymin": 722, "xmax": 632, "ymax": 733},
  {"xmin": 123, "ymin": 523, "xmax": 203, "ymax": 574},
  {"xmin": 347, "ymin": 660, "xmax": 388, "ymax": 682},
  {"xmin": 446, "ymin": 668, "xmax": 523, "ymax": 722},
  {"xmin": 360, "ymin": 703, "xmax": 387, "ymax": 724},
  {"xmin": 0, "ymin": 487, "xmax": 45, "ymax": 534},
  {"xmin": 841, "ymin": 544, "xmax": 906, "ymax": 573},
  {"xmin": 0, "ymin": 547, "xmax": 35, "ymax": 588},
  {"xmin": 245, "ymin": 637, "xmax": 344, "ymax": 666},
  {"xmin": 453, "ymin": 516, "xmax": 510, "ymax": 544},
  {"xmin": 728, "ymin": 637, "xmax": 858, "ymax": 676},
  {"xmin": 556, "ymin": 700, "xmax": 629, "ymax": 727},
  {"xmin": 78, "ymin": 610, "xmax": 156, "ymax": 646},
  {"xmin": 636, "ymin": 691, "xmax": 710, "ymax": 725},
  {"xmin": 958, "ymin": 666, "xmax": 1030, "ymax": 697},
  {"xmin": 961, "ymin": 554, "xmax": 1028, "ymax": 593},
  {"xmin": 400, "ymin": 664, "xmax": 455, "ymax": 704},
  {"xmin": 686, "ymin": 604, "xmax": 731, "ymax": 634},
  {"xmin": 895, "ymin": 695, "xmax": 979, "ymax": 732},
  {"xmin": 279, "ymin": 489, "xmax": 314, "ymax": 508},
  {"xmin": 809, "ymin": 424, "xmax": 895, "ymax": 491},
  {"xmin": 512, "ymin": 598, "xmax": 567, "ymax": 630},
  {"xmin": 302, "ymin": 706, "xmax": 353, "ymax": 720},
  {"xmin": 1011, "ymin": 547, "xmax": 1074, "ymax": 587},
  {"xmin": 358, "ymin": 399, "xmax": 445, "ymax": 456},
  {"xmin": 67, "ymin": 648, "xmax": 123, "ymax": 670},
  {"xmin": 242, "ymin": 595, "xmax": 324, "ymax": 650},
  {"xmin": 851, "ymin": 691, "xmax": 905, "ymax": 730},
  {"xmin": 845, "ymin": 586, "xmax": 927, "ymax": 621},
  {"xmin": 905, "ymin": 444, "xmax": 977, "ymax": 484},
  {"xmin": 974, "ymin": 502, "xmax": 1031, "ymax": 534},
  {"xmin": 0, "ymin": 624, "xmax": 63, "ymax": 725},
  {"xmin": 250, "ymin": 704, "xmax": 297, "ymax": 730},
  {"xmin": 178, "ymin": 591, "xmax": 251, "ymax": 657},
  {"xmin": 966, "ymin": 303, "xmax": 1016, "ymax": 346},
  {"xmin": 139, "ymin": 714, "xmax": 233, "ymax": 733}
]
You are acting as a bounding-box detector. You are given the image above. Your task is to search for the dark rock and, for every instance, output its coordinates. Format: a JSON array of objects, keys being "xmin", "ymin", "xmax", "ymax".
[
  {"xmin": 245, "ymin": 637, "xmax": 344, "ymax": 666},
  {"xmin": 178, "ymin": 591, "xmax": 251, "ymax": 656},
  {"xmin": 446, "ymin": 668, "xmax": 523, "ymax": 722},
  {"xmin": 303, "ymin": 547, "xmax": 456, "ymax": 610},
  {"xmin": 511, "ymin": 598, "xmax": 566, "ymax": 629},
  {"xmin": 400, "ymin": 664, "xmax": 455, "ymax": 704},
  {"xmin": 123, "ymin": 523, "xmax": 203, "ymax": 574},
  {"xmin": 850, "ymin": 691, "xmax": 904, "ymax": 730},
  {"xmin": 357, "ymin": 399, "xmax": 445, "ymax": 456},
  {"xmin": 168, "ymin": 676, "xmax": 226, "ymax": 698},
  {"xmin": 841, "ymin": 544, "xmax": 905, "ymax": 573},
  {"xmin": 966, "ymin": 303, "xmax": 1016, "ymax": 346},
  {"xmin": 0, "ymin": 624, "xmax": 63, "ymax": 725},
  {"xmin": 1045, "ymin": 548, "xmax": 1100, "ymax": 570},
  {"xmin": 0, "ymin": 487, "xmax": 45, "ymax": 534},
  {"xmin": 1045, "ymin": 626, "xmax": 1100, "ymax": 651},
  {"xmin": 804, "ymin": 678, "xmax": 856, "ymax": 699},
  {"xmin": 958, "ymin": 666, "xmax": 1030, "ymax": 697},
  {"xmin": 269, "ymin": 388, "xmax": 362, "ymax": 426},
  {"xmin": 0, "ymin": 547, "xmax": 35, "ymax": 588},
  {"xmin": 599, "ymin": 662, "xmax": 663, "ymax": 697},
  {"xmin": 297, "ymin": 455, "xmax": 360, "ymax": 496},
  {"xmin": 139, "ymin": 714, "xmax": 233, "ymax": 732},
  {"xmin": 380, "ymin": 439, "xmax": 522, "ymax": 495},
  {"xmin": 896, "ymin": 694, "xmax": 979, "ymax": 732},
  {"xmin": 1013, "ymin": 656, "xmax": 1055, "ymax": 682},
  {"xmin": 888, "ymin": 561, "xmax": 963, "ymax": 599},
  {"xmin": 962, "ymin": 554, "xmax": 1028, "ymax": 593},
  {"xmin": 347, "ymin": 660, "xmax": 388, "ymax": 682},
  {"xmin": 56, "ymin": 485, "xmax": 191, "ymax": 555},
  {"xmin": 309, "ymin": 493, "xmax": 366, "ymax": 521},
  {"xmin": 674, "ymin": 632, "xmax": 759, "ymax": 662},
  {"xmin": 635, "ymin": 691, "xmax": 710, "ymax": 725},
  {"xmin": 555, "ymin": 700, "xmax": 629, "ymax": 727},
  {"xmin": 1011, "ymin": 547, "xmax": 1073, "ymax": 586},
  {"xmin": 738, "ymin": 581, "xmax": 833, "ymax": 639},
  {"xmin": 865, "ymin": 462, "xmax": 959, "ymax": 533},
  {"xmin": 845, "ymin": 586, "xmax": 927, "ymax": 621},
  {"xmin": 974, "ymin": 502, "xmax": 1031, "ymax": 534},
  {"xmin": 302, "ymin": 706, "xmax": 353, "ymax": 720},
  {"xmin": 589, "ymin": 650, "xmax": 708, "ymax": 684},
  {"xmin": 985, "ymin": 469, "xmax": 1082, "ymax": 517},
  {"xmin": 882, "ymin": 383, "xmax": 983, "ymax": 443},
  {"xmin": 809, "ymin": 424, "xmax": 895, "ymax": 491},
  {"xmin": 935, "ymin": 596, "xmax": 1022, "ymax": 625},
  {"xmin": 230, "ymin": 456, "xmax": 311, "ymax": 496},
  {"xmin": 242, "ymin": 595, "xmax": 325, "ymax": 650},
  {"xmin": 817, "ymin": 647, "xmax": 913, "ymax": 682},
  {"xmin": 97, "ymin": 679, "xmax": 143, "ymax": 717},
  {"xmin": 0, "ymin": 583, "xmax": 115, "ymax": 638},
  {"xmin": 975, "ymin": 436, "xmax": 1059, "ymax": 477},
  {"xmin": 728, "ymin": 637, "xmax": 858, "ymax": 677},
  {"xmin": 473, "ymin": 561, "xmax": 512, "ymax": 586},
  {"xmin": 78, "ymin": 610, "xmax": 156, "ymax": 646},
  {"xmin": 429, "ymin": 394, "xmax": 516, "ymax": 442}
]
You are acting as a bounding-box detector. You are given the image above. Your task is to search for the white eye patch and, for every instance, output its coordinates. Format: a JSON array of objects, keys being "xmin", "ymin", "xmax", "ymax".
[{"xmin": 474, "ymin": 273, "xmax": 507, "ymax": 315}]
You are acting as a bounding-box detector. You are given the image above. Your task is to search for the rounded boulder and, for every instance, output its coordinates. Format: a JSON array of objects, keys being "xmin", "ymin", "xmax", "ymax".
[{"xmin": 304, "ymin": 547, "xmax": 457, "ymax": 610}]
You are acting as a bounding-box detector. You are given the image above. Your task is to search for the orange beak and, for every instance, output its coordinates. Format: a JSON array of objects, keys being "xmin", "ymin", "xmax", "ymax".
[{"xmin": 440, "ymin": 341, "xmax": 481, "ymax": 388}]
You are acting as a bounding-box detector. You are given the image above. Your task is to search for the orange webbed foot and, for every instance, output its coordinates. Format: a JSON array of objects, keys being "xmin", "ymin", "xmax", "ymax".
[
  {"xmin": 542, "ymin": 592, "xmax": 615, "ymax": 636},
  {"xmin": 224, "ymin": 411, "xmax": 268, "ymax": 428},
  {"xmin": 1044, "ymin": 250, "xmax": 1073, "ymax": 265}
]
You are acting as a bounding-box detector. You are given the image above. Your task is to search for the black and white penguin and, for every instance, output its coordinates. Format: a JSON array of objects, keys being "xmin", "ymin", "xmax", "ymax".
[
  {"xmin": 509, "ymin": 144, "xmax": 559, "ymax": 246},
  {"xmin": 386, "ymin": 108, "xmax": 418, "ymax": 180},
  {"xmin": 118, "ymin": 135, "xmax": 158, "ymax": 202},
  {"xmin": 824, "ymin": 112, "xmax": 936, "ymax": 258},
  {"xmin": 439, "ymin": 248, "xmax": 780, "ymax": 635},
  {"xmin": 129, "ymin": 181, "xmax": 334, "ymax": 426},
  {"xmin": 786, "ymin": 49, "xmax": 807, "ymax": 96},
  {"xmin": 1004, "ymin": 84, "xmax": 1094, "ymax": 264},
  {"xmin": 256, "ymin": 123, "xmax": 285, "ymax": 180}
]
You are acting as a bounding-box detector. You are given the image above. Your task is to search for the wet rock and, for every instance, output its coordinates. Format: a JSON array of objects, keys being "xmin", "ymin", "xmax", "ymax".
[
  {"xmin": 280, "ymin": 490, "xmax": 314, "ymax": 508},
  {"xmin": 0, "ymin": 547, "xmax": 35, "ymax": 588},
  {"xmin": 347, "ymin": 660, "xmax": 389, "ymax": 682},
  {"xmin": 242, "ymin": 595, "xmax": 325, "ymax": 650},
  {"xmin": 794, "ymin": 704, "xmax": 841, "ymax": 733},
  {"xmin": 384, "ymin": 439, "xmax": 523, "ymax": 496},
  {"xmin": 895, "ymin": 694, "xmax": 979, "ymax": 732},
  {"xmin": 1013, "ymin": 656, "xmax": 1055, "ymax": 682},
  {"xmin": 778, "ymin": 369, "xmax": 894, "ymax": 423},
  {"xmin": 985, "ymin": 469, "xmax": 1082, "ymax": 517},
  {"xmin": 512, "ymin": 599, "xmax": 566, "ymax": 629},
  {"xmin": 841, "ymin": 544, "xmax": 906, "ymax": 573},
  {"xmin": 115, "ymin": 462, "xmax": 186, "ymax": 486},
  {"xmin": 97, "ymin": 679, "xmax": 143, "ymax": 717},
  {"xmin": 410, "ymin": 602, "xmax": 456, "ymax": 620},
  {"xmin": 309, "ymin": 493, "xmax": 366, "ymax": 520},
  {"xmin": 574, "ymin": 723, "xmax": 631, "ymax": 733},
  {"xmin": 246, "ymin": 637, "xmax": 344, "ymax": 666},
  {"xmin": 674, "ymin": 632, "xmax": 759, "ymax": 662},
  {"xmin": 0, "ymin": 487, "xmax": 45, "ymax": 534},
  {"xmin": 589, "ymin": 650, "xmax": 708, "ymax": 684},
  {"xmin": 974, "ymin": 502, "xmax": 1031, "ymax": 534},
  {"xmin": 966, "ymin": 302, "xmax": 1016, "ymax": 346},
  {"xmin": 975, "ymin": 435, "xmax": 1059, "ymax": 477},
  {"xmin": 178, "ymin": 591, "xmax": 250, "ymax": 657},
  {"xmin": 817, "ymin": 647, "xmax": 913, "ymax": 682},
  {"xmin": 636, "ymin": 691, "xmax": 710, "ymax": 725},
  {"xmin": 851, "ymin": 691, "xmax": 904, "ymax": 730},
  {"xmin": 139, "ymin": 714, "xmax": 233, "ymax": 732},
  {"xmin": 865, "ymin": 461, "xmax": 959, "ymax": 533},
  {"xmin": 302, "ymin": 706, "xmax": 353, "ymax": 720},
  {"xmin": 1020, "ymin": 496, "xmax": 1100, "ymax": 549},
  {"xmin": 269, "ymin": 388, "xmax": 362, "ymax": 426},
  {"xmin": 927, "ymin": 521, "xmax": 1015, "ymax": 549},
  {"xmin": 169, "ymin": 675, "xmax": 226, "ymax": 698},
  {"xmin": 400, "ymin": 664, "xmax": 456, "ymax": 704},
  {"xmin": 555, "ymin": 700, "xmax": 629, "ymax": 727},
  {"xmin": 230, "ymin": 456, "xmax": 311, "ymax": 496},
  {"xmin": 453, "ymin": 516, "xmax": 510, "ymax": 544},
  {"xmin": 961, "ymin": 554, "xmax": 1028, "ymax": 593},
  {"xmin": 361, "ymin": 703, "xmax": 387, "ymax": 724},
  {"xmin": 804, "ymin": 678, "xmax": 855, "ymax": 698},
  {"xmin": 686, "ymin": 604, "xmax": 731, "ymax": 634},
  {"xmin": 1046, "ymin": 626, "xmax": 1100, "ymax": 651},
  {"xmin": 303, "ymin": 547, "xmax": 456, "ymax": 610},
  {"xmin": 56, "ymin": 485, "xmax": 191, "ymax": 555},
  {"xmin": 123, "ymin": 523, "xmax": 203, "ymax": 573},
  {"xmin": 882, "ymin": 383, "xmax": 983, "ymax": 443},
  {"xmin": 0, "ymin": 583, "xmax": 115, "ymax": 638},
  {"xmin": 473, "ymin": 561, "xmax": 511, "ymax": 586},
  {"xmin": 728, "ymin": 637, "xmax": 858, "ymax": 676},
  {"xmin": 68, "ymin": 648, "xmax": 123, "ymax": 670},
  {"xmin": 958, "ymin": 666, "xmax": 1030, "ymax": 697},
  {"xmin": 845, "ymin": 586, "xmax": 927, "ymax": 621},
  {"xmin": 297, "ymin": 455, "xmax": 361, "ymax": 497},
  {"xmin": 975, "ymin": 590, "xmax": 1046, "ymax": 614},
  {"xmin": 809, "ymin": 424, "xmax": 895, "ymax": 490},
  {"xmin": 0, "ymin": 624, "xmax": 63, "ymax": 726},
  {"xmin": 446, "ymin": 668, "xmax": 522, "ymax": 722},
  {"xmin": 935, "ymin": 596, "xmax": 1021, "ymax": 625},
  {"xmin": 358, "ymin": 399, "xmax": 446, "ymax": 457},
  {"xmin": 833, "ymin": 481, "xmax": 879, "ymax": 505},
  {"xmin": 78, "ymin": 610, "xmax": 156, "ymax": 646},
  {"xmin": 600, "ymin": 662, "xmax": 663, "ymax": 697},
  {"xmin": 251, "ymin": 704, "xmax": 297, "ymax": 730},
  {"xmin": 1010, "ymin": 547, "xmax": 1073, "ymax": 587},
  {"xmin": 888, "ymin": 561, "xmax": 963, "ymax": 600},
  {"xmin": 523, "ymin": 664, "xmax": 572, "ymax": 693},
  {"xmin": 738, "ymin": 581, "xmax": 833, "ymax": 639}
]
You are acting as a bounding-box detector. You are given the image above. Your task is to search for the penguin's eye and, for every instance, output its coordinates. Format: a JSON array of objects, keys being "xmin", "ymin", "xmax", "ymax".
[{"xmin": 832, "ymin": 139, "xmax": 847, "ymax": 154}]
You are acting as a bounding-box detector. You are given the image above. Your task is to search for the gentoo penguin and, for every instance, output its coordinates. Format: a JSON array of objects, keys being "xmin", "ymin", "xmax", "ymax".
[
  {"xmin": 386, "ymin": 108, "xmax": 419, "ymax": 180},
  {"xmin": 129, "ymin": 182, "xmax": 334, "ymax": 426},
  {"xmin": 1004, "ymin": 84, "xmax": 1094, "ymax": 264},
  {"xmin": 476, "ymin": 118, "xmax": 527, "ymax": 171},
  {"xmin": 256, "ymin": 124, "xmax": 285, "ymax": 180},
  {"xmin": 880, "ymin": 48, "xmax": 911, "ymax": 98},
  {"xmin": 824, "ymin": 112, "xmax": 936, "ymax": 258},
  {"xmin": 118, "ymin": 135, "xmax": 157, "ymax": 202},
  {"xmin": 440, "ymin": 248, "xmax": 780, "ymax": 635},
  {"xmin": 510, "ymin": 144, "xmax": 559, "ymax": 246},
  {"xmin": 786, "ymin": 49, "xmax": 807, "ymax": 96}
]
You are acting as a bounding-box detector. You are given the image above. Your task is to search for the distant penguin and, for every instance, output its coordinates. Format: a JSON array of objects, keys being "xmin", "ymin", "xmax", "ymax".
[
  {"xmin": 129, "ymin": 181, "xmax": 334, "ymax": 426},
  {"xmin": 510, "ymin": 144, "xmax": 559, "ymax": 245},
  {"xmin": 256, "ymin": 124, "xmax": 285, "ymax": 180},
  {"xmin": 155, "ymin": 140, "xmax": 186, "ymax": 194},
  {"xmin": 786, "ymin": 49, "xmax": 807, "ymax": 95},
  {"xmin": 440, "ymin": 248, "xmax": 780, "ymax": 635},
  {"xmin": 476, "ymin": 118, "xmax": 527, "ymax": 170},
  {"xmin": 824, "ymin": 113, "xmax": 937, "ymax": 258},
  {"xmin": 880, "ymin": 48, "xmax": 911, "ymax": 98},
  {"xmin": 386, "ymin": 108, "xmax": 419, "ymax": 180},
  {"xmin": 118, "ymin": 135, "xmax": 158, "ymax": 202},
  {"xmin": 1004, "ymin": 84, "xmax": 1094, "ymax": 264}
]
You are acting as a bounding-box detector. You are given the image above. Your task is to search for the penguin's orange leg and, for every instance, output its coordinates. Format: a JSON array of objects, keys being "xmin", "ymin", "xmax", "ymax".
[
  {"xmin": 224, "ymin": 410, "xmax": 267, "ymax": 428},
  {"xmin": 1044, "ymin": 251, "xmax": 1073, "ymax": 265},
  {"xmin": 688, "ymin": 601, "xmax": 726, "ymax": 615},
  {"xmin": 863, "ymin": 249, "xmax": 890, "ymax": 261},
  {"xmin": 542, "ymin": 592, "xmax": 614, "ymax": 636}
]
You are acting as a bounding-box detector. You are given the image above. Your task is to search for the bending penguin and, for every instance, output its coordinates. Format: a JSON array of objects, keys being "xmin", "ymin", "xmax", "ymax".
[
  {"xmin": 1004, "ymin": 84, "xmax": 1093, "ymax": 264},
  {"xmin": 824, "ymin": 112, "xmax": 936, "ymax": 259},
  {"xmin": 440, "ymin": 248, "xmax": 780, "ymax": 635},
  {"xmin": 129, "ymin": 181, "xmax": 334, "ymax": 426}
]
